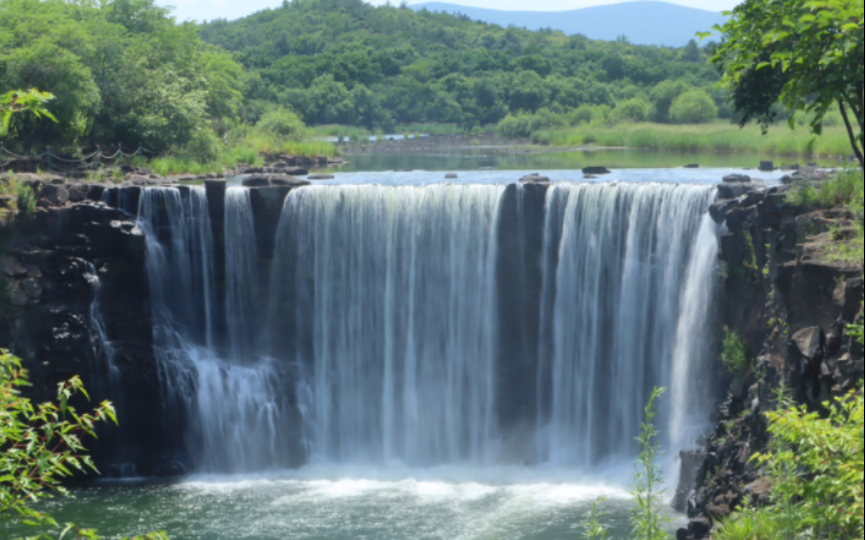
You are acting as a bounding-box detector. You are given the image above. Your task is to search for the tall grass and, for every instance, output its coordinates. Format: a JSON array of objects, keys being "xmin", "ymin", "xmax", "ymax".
[
  {"xmin": 309, "ymin": 124, "xmax": 371, "ymax": 141},
  {"xmin": 241, "ymin": 133, "xmax": 336, "ymax": 158},
  {"xmin": 537, "ymin": 122, "xmax": 854, "ymax": 159},
  {"xmin": 148, "ymin": 157, "xmax": 224, "ymax": 176}
]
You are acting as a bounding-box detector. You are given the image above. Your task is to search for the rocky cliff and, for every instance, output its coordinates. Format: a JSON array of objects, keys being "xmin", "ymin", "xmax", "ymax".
[{"xmin": 677, "ymin": 179, "xmax": 864, "ymax": 539}]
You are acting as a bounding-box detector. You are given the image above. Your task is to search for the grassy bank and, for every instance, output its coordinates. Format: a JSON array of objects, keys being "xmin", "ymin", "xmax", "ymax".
[{"xmin": 533, "ymin": 122, "xmax": 854, "ymax": 160}]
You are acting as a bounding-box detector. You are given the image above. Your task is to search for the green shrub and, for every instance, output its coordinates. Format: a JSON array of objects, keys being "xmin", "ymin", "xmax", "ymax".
[
  {"xmin": 15, "ymin": 183, "xmax": 36, "ymax": 217},
  {"xmin": 721, "ymin": 326, "xmax": 751, "ymax": 375},
  {"xmin": 668, "ymin": 90, "xmax": 718, "ymax": 124},
  {"xmin": 649, "ymin": 80, "xmax": 691, "ymax": 122},
  {"xmin": 255, "ymin": 108, "xmax": 308, "ymax": 140},
  {"xmin": 0, "ymin": 349, "xmax": 171, "ymax": 539},
  {"xmin": 630, "ymin": 386, "xmax": 669, "ymax": 540},
  {"xmin": 176, "ymin": 128, "xmax": 222, "ymax": 163},
  {"xmin": 582, "ymin": 496, "xmax": 612, "ymax": 540},
  {"xmin": 718, "ymin": 389, "xmax": 865, "ymax": 539},
  {"xmin": 614, "ymin": 98, "xmax": 651, "ymax": 123}
]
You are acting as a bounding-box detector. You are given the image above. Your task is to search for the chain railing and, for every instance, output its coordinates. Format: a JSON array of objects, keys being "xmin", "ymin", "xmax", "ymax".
[{"xmin": 0, "ymin": 142, "xmax": 153, "ymax": 173}]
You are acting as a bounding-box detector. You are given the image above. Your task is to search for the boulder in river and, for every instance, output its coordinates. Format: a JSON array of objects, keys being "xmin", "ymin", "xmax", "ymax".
[
  {"xmin": 307, "ymin": 173, "xmax": 335, "ymax": 180},
  {"xmin": 581, "ymin": 166, "xmax": 610, "ymax": 174},
  {"xmin": 519, "ymin": 173, "xmax": 549, "ymax": 183},
  {"xmin": 722, "ymin": 173, "xmax": 750, "ymax": 183},
  {"xmin": 242, "ymin": 173, "xmax": 309, "ymax": 187}
]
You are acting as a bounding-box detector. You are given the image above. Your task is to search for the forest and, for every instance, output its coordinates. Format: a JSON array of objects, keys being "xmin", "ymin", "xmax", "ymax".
[{"xmin": 1, "ymin": 0, "xmax": 729, "ymax": 159}]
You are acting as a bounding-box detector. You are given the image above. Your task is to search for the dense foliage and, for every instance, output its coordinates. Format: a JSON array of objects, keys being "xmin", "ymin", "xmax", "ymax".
[
  {"xmin": 709, "ymin": 0, "xmax": 864, "ymax": 167},
  {"xmin": 200, "ymin": 0, "xmax": 723, "ymax": 132},
  {"xmin": 0, "ymin": 0, "xmax": 244, "ymax": 157},
  {"xmin": 0, "ymin": 349, "xmax": 167, "ymax": 539},
  {"xmin": 717, "ymin": 389, "xmax": 864, "ymax": 540}
]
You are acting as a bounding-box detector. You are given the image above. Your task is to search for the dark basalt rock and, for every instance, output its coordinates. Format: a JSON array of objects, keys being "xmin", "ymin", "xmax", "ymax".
[
  {"xmin": 716, "ymin": 183, "xmax": 752, "ymax": 200},
  {"xmin": 672, "ymin": 449, "xmax": 707, "ymax": 512},
  {"xmin": 722, "ymin": 173, "xmax": 750, "ymax": 183},
  {"xmin": 684, "ymin": 179, "xmax": 864, "ymax": 537},
  {"xmin": 759, "ymin": 160, "xmax": 774, "ymax": 171},
  {"xmin": 242, "ymin": 173, "xmax": 309, "ymax": 187},
  {"xmin": 519, "ymin": 173, "xmax": 549, "ymax": 183},
  {"xmin": 581, "ymin": 166, "xmax": 610, "ymax": 174},
  {"xmin": 308, "ymin": 173, "xmax": 335, "ymax": 180},
  {"xmin": 684, "ymin": 163, "xmax": 699, "ymax": 168}
]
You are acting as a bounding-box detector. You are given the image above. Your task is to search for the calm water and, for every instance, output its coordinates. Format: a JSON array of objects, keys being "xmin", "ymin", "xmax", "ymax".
[{"xmin": 333, "ymin": 147, "xmax": 832, "ymax": 172}]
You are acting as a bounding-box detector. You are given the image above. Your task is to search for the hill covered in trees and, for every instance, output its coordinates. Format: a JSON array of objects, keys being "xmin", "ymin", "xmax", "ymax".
[
  {"xmin": 200, "ymin": 0, "xmax": 724, "ymax": 131},
  {"xmin": 1, "ymin": 0, "xmax": 729, "ymax": 156}
]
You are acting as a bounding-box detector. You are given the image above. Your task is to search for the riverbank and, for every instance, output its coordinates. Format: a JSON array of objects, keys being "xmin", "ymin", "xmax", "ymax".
[{"xmin": 530, "ymin": 122, "xmax": 855, "ymax": 161}]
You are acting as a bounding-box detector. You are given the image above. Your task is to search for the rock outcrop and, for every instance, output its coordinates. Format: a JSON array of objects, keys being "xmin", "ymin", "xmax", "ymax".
[{"xmin": 676, "ymin": 181, "xmax": 864, "ymax": 538}]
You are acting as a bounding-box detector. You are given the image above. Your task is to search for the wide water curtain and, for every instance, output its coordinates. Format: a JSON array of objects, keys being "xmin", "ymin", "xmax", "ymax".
[
  {"xmin": 136, "ymin": 182, "xmax": 718, "ymax": 473},
  {"xmin": 270, "ymin": 185, "xmax": 504, "ymax": 465}
]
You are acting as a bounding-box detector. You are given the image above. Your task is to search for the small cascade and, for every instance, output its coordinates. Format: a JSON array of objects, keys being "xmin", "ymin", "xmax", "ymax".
[
  {"xmin": 535, "ymin": 183, "xmax": 717, "ymax": 466},
  {"xmin": 84, "ymin": 262, "xmax": 119, "ymax": 392},
  {"xmin": 137, "ymin": 186, "xmax": 298, "ymax": 473},
  {"xmin": 669, "ymin": 213, "xmax": 721, "ymax": 451}
]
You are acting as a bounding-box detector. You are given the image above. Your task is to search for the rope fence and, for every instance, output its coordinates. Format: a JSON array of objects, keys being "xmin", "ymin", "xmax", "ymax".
[{"xmin": 0, "ymin": 142, "xmax": 158, "ymax": 173}]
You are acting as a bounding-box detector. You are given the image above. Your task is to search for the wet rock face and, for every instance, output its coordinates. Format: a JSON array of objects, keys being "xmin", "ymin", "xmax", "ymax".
[
  {"xmin": 680, "ymin": 182, "xmax": 864, "ymax": 538},
  {"xmin": 0, "ymin": 198, "xmax": 170, "ymax": 479}
]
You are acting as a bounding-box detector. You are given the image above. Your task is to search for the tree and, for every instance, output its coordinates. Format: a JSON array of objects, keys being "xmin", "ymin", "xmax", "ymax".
[
  {"xmin": 614, "ymin": 97, "xmax": 651, "ymax": 123},
  {"xmin": 0, "ymin": 349, "xmax": 168, "ymax": 540},
  {"xmin": 707, "ymin": 0, "xmax": 865, "ymax": 167},
  {"xmin": 668, "ymin": 90, "xmax": 718, "ymax": 124}
]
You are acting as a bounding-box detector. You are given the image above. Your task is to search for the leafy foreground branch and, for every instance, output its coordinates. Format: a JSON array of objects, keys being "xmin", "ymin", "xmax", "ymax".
[
  {"xmin": 715, "ymin": 388, "xmax": 864, "ymax": 540},
  {"xmin": 0, "ymin": 349, "xmax": 168, "ymax": 540},
  {"xmin": 588, "ymin": 380, "xmax": 865, "ymax": 539}
]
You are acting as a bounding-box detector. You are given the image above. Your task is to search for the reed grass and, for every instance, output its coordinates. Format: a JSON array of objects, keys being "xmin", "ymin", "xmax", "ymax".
[
  {"xmin": 538, "ymin": 122, "xmax": 854, "ymax": 160},
  {"xmin": 310, "ymin": 124, "xmax": 371, "ymax": 141}
]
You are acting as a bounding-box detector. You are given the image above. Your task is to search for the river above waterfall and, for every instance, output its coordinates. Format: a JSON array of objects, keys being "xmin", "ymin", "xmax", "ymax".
[{"xmin": 330, "ymin": 146, "xmax": 838, "ymax": 173}]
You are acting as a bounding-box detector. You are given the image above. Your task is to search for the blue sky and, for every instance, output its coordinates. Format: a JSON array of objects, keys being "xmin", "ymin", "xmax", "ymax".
[{"xmin": 160, "ymin": 0, "xmax": 739, "ymax": 23}]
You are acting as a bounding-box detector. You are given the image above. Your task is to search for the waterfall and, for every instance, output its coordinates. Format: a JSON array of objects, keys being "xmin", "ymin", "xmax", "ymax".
[
  {"xmin": 669, "ymin": 214, "xmax": 721, "ymax": 451},
  {"xmin": 269, "ymin": 185, "xmax": 503, "ymax": 465},
  {"xmin": 138, "ymin": 186, "xmax": 299, "ymax": 474},
  {"xmin": 535, "ymin": 183, "xmax": 717, "ymax": 466},
  {"xmin": 224, "ymin": 187, "xmax": 262, "ymax": 360},
  {"xmin": 133, "ymin": 180, "xmax": 719, "ymax": 475},
  {"xmin": 84, "ymin": 262, "xmax": 119, "ymax": 392}
]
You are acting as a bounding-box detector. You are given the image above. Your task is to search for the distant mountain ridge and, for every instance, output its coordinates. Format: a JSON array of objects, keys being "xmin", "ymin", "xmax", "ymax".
[{"xmin": 410, "ymin": 1, "xmax": 725, "ymax": 47}]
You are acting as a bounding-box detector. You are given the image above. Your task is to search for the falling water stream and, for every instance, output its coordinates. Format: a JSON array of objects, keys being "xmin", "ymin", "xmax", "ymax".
[{"xmin": 11, "ymin": 168, "xmax": 728, "ymax": 539}]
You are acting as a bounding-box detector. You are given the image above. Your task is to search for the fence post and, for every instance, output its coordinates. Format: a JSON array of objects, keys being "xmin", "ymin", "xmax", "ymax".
[
  {"xmin": 96, "ymin": 145, "xmax": 101, "ymax": 169},
  {"xmin": 0, "ymin": 142, "xmax": 4, "ymax": 167},
  {"xmin": 118, "ymin": 143, "xmax": 123, "ymax": 165},
  {"xmin": 46, "ymin": 147, "xmax": 51, "ymax": 172}
]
